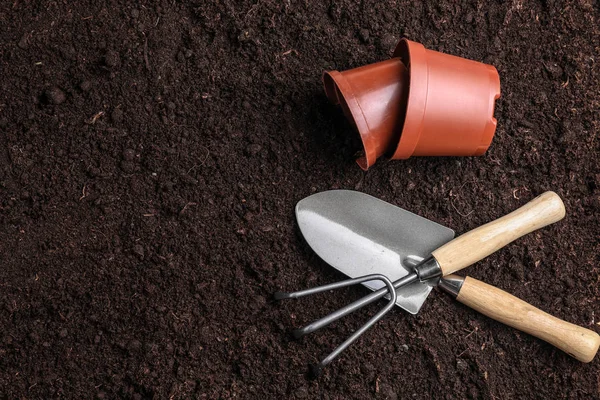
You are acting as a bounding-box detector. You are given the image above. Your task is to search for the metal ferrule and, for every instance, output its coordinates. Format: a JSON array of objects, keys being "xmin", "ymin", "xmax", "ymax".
[
  {"xmin": 414, "ymin": 256, "xmax": 443, "ymax": 284},
  {"xmin": 438, "ymin": 275, "xmax": 465, "ymax": 298}
]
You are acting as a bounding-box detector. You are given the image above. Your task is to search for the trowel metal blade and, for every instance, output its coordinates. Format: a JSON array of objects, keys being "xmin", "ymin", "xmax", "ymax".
[{"xmin": 295, "ymin": 190, "xmax": 455, "ymax": 314}]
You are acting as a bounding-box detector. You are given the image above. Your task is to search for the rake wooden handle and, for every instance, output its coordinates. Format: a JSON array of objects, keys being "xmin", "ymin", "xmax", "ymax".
[
  {"xmin": 449, "ymin": 275, "xmax": 600, "ymax": 363},
  {"xmin": 433, "ymin": 191, "xmax": 565, "ymax": 275}
]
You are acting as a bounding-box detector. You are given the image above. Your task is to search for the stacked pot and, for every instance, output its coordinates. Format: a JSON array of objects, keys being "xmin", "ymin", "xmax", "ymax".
[{"xmin": 324, "ymin": 39, "xmax": 501, "ymax": 170}]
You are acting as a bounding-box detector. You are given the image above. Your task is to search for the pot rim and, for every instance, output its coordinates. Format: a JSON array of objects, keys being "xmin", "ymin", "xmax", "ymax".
[
  {"xmin": 322, "ymin": 70, "xmax": 379, "ymax": 170},
  {"xmin": 390, "ymin": 38, "xmax": 429, "ymax": 160}
]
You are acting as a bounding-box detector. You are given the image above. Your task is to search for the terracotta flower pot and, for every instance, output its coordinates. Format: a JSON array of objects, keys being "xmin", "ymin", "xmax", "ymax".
[
  {"xmin": 323, "ymin": 38, "xmax": 501, "ymax": 170},
  {"xmin": 323, "ymin": 58, "xmax": 409, "ymax": 170}
]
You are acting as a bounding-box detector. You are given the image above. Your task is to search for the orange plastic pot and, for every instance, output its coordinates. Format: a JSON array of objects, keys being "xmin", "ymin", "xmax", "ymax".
[
  {"xmin": 323, "ymin": 38, "xmax": 501, "ymax": 170},
  {"xmin": 323, "ymin": 58, "xmax": 409, "ymax": 170}
]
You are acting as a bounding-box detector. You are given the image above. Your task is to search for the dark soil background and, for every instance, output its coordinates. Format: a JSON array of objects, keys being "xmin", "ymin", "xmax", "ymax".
[{"xmin": 1, "ymin": 1, "xmax": 599, "ymax": 398}]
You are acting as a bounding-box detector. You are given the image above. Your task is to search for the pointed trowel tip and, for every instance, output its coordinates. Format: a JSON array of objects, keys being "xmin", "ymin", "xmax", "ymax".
[
  {"xmin": 295, "ymin": 193, "xmax": 317, "ymax": 217},
  {"xmin": 295, "ymin": 190, "xmax": 346, "ymax": 216}
]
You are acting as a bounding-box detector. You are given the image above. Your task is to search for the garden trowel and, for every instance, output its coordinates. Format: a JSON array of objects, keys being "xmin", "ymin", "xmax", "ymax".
[{"xmin": 277, "ymin": 190, "xmax": 599, "ymax": 371}]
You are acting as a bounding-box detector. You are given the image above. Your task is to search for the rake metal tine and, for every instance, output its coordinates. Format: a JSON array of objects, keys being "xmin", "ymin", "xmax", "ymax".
[
  {"xmin": 292, "ymin": 273, "xmax": 418, "ymax": 338},
  {"xmin": 274, "ymin": 274, "xmax": 388, "ymax": 300},
  {"xmin": 274, "ymin": 274, "xmax": 398, "ymax": 373}
]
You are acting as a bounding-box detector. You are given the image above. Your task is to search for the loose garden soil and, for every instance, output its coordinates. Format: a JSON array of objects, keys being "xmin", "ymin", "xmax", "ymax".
[{"xmin": 1, "ymin": 1, "xmax": 599, "ymax": 398}]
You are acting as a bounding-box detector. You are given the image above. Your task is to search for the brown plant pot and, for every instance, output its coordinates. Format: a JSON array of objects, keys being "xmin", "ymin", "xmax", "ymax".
[{"xmin": 323, "ymin": 38, "xmax": 501, "ymax": 170}]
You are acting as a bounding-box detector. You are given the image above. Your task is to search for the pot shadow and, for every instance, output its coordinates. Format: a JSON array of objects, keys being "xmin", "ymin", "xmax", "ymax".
[{"xmin": 295, "ymin": 90, "xmax": 460, "ymax": 178}]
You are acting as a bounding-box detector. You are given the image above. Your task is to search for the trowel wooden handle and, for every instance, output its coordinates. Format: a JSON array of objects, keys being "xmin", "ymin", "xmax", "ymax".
[
  {"xmin": 449, "ymin": 275, "xmax": 600, "ymax": 363},
  {"xmin": 432, "ymin": 191, "xmax": 565, "ymax": 275}
]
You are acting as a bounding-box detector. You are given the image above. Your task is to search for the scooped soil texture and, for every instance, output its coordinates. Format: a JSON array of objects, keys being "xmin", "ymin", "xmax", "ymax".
[{"xmin": 1, "ymin": 1, "xmax": 599, "ymax": 398}]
